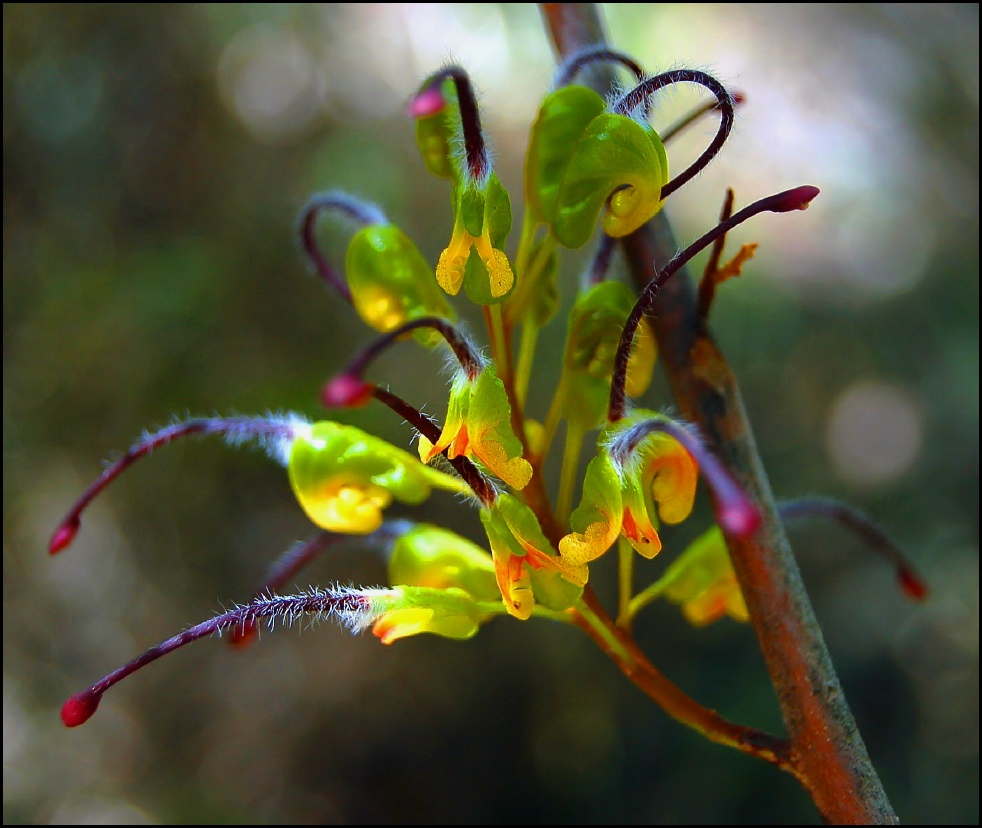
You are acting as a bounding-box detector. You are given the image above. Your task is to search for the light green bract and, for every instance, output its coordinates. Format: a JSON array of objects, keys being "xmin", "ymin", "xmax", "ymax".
[
  {"xmin": 346, "ymin": 224, "xmax": 455, "ymax": 345},
  {"xmin": 661, "ymin": 526, "xmax": 749, "ymax": 626},
  {"xmin": 557, "ymin": 280, "xmax": 657, "ymax": 433},
  {"xmin": 288, "ymin": 421, "xmax": 468, "ymax": 534},
  {"xmin": 525, "ymin": 85, "xmax": 669, "ymax": 249},
  {"xmin": 388, "ymin": 523, "xmax": 499, "ymax": 603},
  {"xmin": 370, "ymin": 585, "xmax": 498, "ymax": 644},
  {"xmin": 525, "ymin": 85, "xmax": 607, "ymax": 229}
]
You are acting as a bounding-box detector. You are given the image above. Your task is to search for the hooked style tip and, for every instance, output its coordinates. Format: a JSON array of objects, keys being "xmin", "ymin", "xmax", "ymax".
[
  {"xmin": 409, "ymin": 86, "xmax": 446, "ymax": 118},
  {"xmin": 772, "ymin": 185, "xmax": 820, "ymax": 213},
  {"xmin": 898, "ymin": 567, "xmax": 928, "ymax": 602},
  {"xmin": 61, "ymin": 691, "xmax": 101, "ymax": 727},
  {"xmin": 49, "ymin": 519, "xmax": 80, "ymax": 555},
  {"xmin": 321, "ymin": 375, "xmax": 374, "ymax": 409}
]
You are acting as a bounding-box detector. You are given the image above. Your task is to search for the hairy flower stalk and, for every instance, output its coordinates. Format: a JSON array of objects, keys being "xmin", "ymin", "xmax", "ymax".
[
  {"xmin": 364, "ymin": 385, "xmax": 499, "ymax": 507},
  {"xmin": 299, "ymin": 191, "xmax": 388, "ymax": 302},
  {"xmin": 552, "ymin": 45, "xmax": 645, "ymax": 89},
  {"xmin": 779, "ymin": 497, "xmax": 928, "ymax": 600},
  {"xmin": 612, "ymin": 69, "xmax": 736, "ymax": 199},
  {"xmin": 49, "ymin": 416, "xmax": 303, "ymax": 554},
  {"xmin": 227, "ymin": 531, "xmax": 342, "ymax": 647},
  {"xmin": 608, "ymin": 185, "xmax": 820, "ymax": 422},
  {"xmin": 412, "ymin": 65, "xmax": 489, "ymax": 185},
  {"xmin": 61, "ymin": 587, "xmax": 379, "ymax": 727},
  {"xmin": 323, "ymin": 316, "xmax": 486, "ymax": 404}
]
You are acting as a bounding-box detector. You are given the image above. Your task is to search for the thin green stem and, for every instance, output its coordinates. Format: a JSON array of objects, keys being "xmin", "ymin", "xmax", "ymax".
[
  {"xmin": 514, "ymin": 209, "xmax": 539, "ymax": 280},
  {"xmin": 535, "ymin": 379, "xmax": 565, "ymax": 468},
  {"xmin": 627, "ymin": 568, "xmax": 678, "ymax": 623},
  {"xmin": 483, "ymin": 304, "xmax": 510, "ymax": 384},
  {"xmin": 514, "ymin": 321, "xmax": 540, "ymax": 407},
  {"xmin": 505, "ymin": 231, "xmax": 558, "ymax": 328},
  {"xmin": 476, "ymin": 600, "xmax": 576, "ymax": 625},
  {"xmin": 574, "ymin": 594, "xmax": 633, "ymax": 663},
  {"xmin": 556, "ymin": 422, "xmax": 585, "ymax": 527}
]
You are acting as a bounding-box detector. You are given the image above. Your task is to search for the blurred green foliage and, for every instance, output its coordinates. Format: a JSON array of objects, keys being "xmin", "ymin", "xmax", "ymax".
[{"xmin": 4, "ymin": 4, "xmax": 977, "ymax": 824}]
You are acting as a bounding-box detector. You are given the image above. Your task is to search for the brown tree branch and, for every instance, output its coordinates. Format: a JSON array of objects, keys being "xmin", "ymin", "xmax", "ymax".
[{"xmin": 539, "ymin": 4, "xmax": 898, "ymax": 823}]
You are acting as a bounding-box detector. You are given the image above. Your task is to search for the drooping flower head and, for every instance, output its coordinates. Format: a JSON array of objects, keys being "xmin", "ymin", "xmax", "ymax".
[{"xmin": 49, "ymin": 48, "xmax": 846, "ymax": 755}]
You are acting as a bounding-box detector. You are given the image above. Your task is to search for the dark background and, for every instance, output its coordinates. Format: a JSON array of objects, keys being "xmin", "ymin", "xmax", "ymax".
[{"xmin": 4, "ymin": 4, "xmax": 978, "ymax": 824}]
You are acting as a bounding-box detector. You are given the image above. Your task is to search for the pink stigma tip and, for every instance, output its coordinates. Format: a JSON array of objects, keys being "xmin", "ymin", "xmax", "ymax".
[
  {"xmin": 409, "ymin": 86, "xmax": 446, "ymax": 118},
  {"xmin": 49, "ymin": 519, "xmax": 80, "ymax": 555},
  {"xmin": 898, "ymin": 568, "xmax": 928, "ymax": 602},
  {"xmin": 61, "ymin": 692, "xmax": 100, "ymax": 727},
  {"xmin": 322, "ymin": 375, "xmax": 373, "ymax": 409},
  {"xmin": 719, "ymin": 501, "xmax": 762, "ymax": 538}
]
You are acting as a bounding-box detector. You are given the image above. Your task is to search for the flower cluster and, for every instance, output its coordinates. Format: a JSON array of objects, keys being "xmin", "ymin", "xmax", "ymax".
[{"xmin": 53, "ymin": 47, "xmax": 888, "ymax": 731}]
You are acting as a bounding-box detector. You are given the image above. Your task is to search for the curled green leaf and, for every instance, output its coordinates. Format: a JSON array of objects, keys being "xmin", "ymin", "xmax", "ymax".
[{"xmin": 553, "ymin": 113, "xmax": 669, "ymax": 249}]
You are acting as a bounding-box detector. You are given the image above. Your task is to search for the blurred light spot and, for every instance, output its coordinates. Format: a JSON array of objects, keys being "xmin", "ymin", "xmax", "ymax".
[
  {"xmin": 330, "ymin": 4, "xmax": 550, "ymax": 127},
  {"xmin": 217, "ymin": 26, "xmax": 326, "ymax": 143},
  {"xmin": 832, "ymin": 197, "xmax": 936, "ymax": 299},
  {"xmin": 826, "ymin": 381, "xmax": 923, "ymax": 485}
]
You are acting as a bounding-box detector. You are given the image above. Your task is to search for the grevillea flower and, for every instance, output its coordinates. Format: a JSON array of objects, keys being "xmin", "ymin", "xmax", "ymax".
[
  {"xmin": 47, "ymin": 415, "xmax": 470, "ymax": 555},
  {"xmin": 58, "ymin": 583, "xmax": 500, "ymax": 727},
  {"xmin": 559, "ymin": 415, "xmax": 698, "ymax": 575},
  {"xmin": 418, "ymin": 365, "xmax": 533, "ymax": 491},
  {"xmin": 480, "ymin": 493, "xmax": 582, "ymax": 620},
  {"xmin": 300, "ymin": 192, "xmax": 456, "ymax": 342},
  {"xmin": 411, "ymin": 67, "xmax": 516, "ymax": 304}
]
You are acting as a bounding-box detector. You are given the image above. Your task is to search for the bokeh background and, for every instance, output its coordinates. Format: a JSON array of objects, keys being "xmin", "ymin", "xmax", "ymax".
[{"xmin": 4, "ymin": 3, "xmax": 978, "ymax": 824}]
